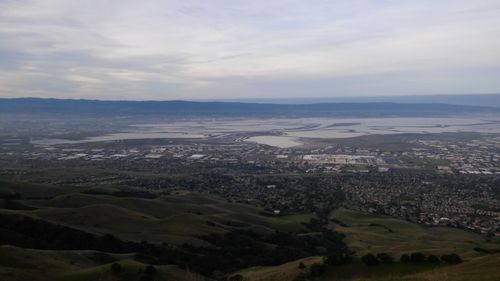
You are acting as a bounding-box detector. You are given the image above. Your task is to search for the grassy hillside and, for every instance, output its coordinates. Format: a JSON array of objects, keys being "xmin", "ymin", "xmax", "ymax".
[
  {"xmin": 232, "ymin": 256, "xmax": 323, "ymax": 281},
  {"xmin": 234, "ymin": 208, "xmax": 500, "ymax": 281},
  {"xmin": 1, "ymin": 179, "xmax": 346, "ymax": 278},
  {"xmin": 398, "ymin": 253, "xmax": 500, "ymax": 281},
  {"xmin": 231, "ymin": 257, "xmax": 441, "ymax": 281},
  {"xmin": 330, "ymin": 208, "xmax": 499, "ymax": 258},
  {"xmin": 327, "ymin": 254, "xmax": 500, "ymax": 281},
  {"xmin": 0, "ymin": 245, "xmax": 202, "ymax": 281},
  {"xmin": 0, "ymin": 179, "xmax": 78, "ymax": 199},
  {"xmin": 231, "ymin": 252, "xmax": 500, "ymax": 281},
  {"xmin": 9, "ymin": 192, "xmax": 308, "ymax": 245}
]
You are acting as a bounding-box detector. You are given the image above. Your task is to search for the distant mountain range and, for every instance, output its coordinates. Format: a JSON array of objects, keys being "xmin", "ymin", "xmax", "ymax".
[
  {"xmin": 1, "ymin": 98, "xmax": 499, "ymax": 118},
  {"xmin": 206, "ymin": 93, "xmax": 500, "ymax": 107}
]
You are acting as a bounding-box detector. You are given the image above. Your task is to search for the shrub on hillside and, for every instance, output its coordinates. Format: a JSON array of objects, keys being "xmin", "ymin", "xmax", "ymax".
[
  {"xmin": 400, "ymin": 254, "xmax": 411, "ymax": 263},
  {"xmin": 110, "ymin": 262, "xmax": 122, "ymax": 273},
  {"xmin": 427, "ymin": 255, "xmax": 440, "ymax": 264},
  {"xmin": 324, "ymin": 251, "xmax": 352, "ymax": 266},
  {"xmin": 139, "ymin": 265, "xmax": 157, "ymax": 281},
  {"xmin": 441, "ymin": 253, "xmax": 463, "ymax": 264},
  {"xmin": 309, "ymin": 263, "xmax": 327, "ymax": 277},
  {"xmin": 229, "ymin": 274, "xmax": 244, "ymax": 281},
  {"xmin": 88, "ymin": 252, "xmax": 117, "ymax": 264},
  {"xmin": 410, "ymin": 252, "xmax": 426, "ymax": 263},
  {"xmin": 376, "ymin": 253, "xmax": 393, "ymax": 264},
  {"xmin": 144, "ymin": 265, "xmax": 157, "ymax": 275},
  {"xmin": 361, "ymin": 253, "xmax": 379, "ymax": 266}
]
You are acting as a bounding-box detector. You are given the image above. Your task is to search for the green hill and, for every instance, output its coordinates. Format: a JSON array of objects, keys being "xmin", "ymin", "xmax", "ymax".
[
  {"xmin": 10, "ymin": 192, "xmax": 308, "ymax": 245},
  {"xmin": 330, "ymin": 208, "xmax": 499, "ymax": 258},
  {"xmin": 398, "ymin": 253, "xmax": 500, "ymax": 281},
  {"xmin": 230, "ymin": 208, "xmax": 500, "ymax": 281},
  {"xmin": 230, "ymin": 253, "xmax": 500, "ymax": 281},
  {"xmin": 0, "ymin": 245, "xmax": 201, "ymax": 281}
]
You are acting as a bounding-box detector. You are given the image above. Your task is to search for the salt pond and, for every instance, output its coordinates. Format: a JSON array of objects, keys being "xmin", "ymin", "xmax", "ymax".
[
  {"xmin": 244, "ymin": 136, "xmax": 302, "ymax": 148},
  {"xmin": 32, "ymin": 117, "xmax": 500, "ymax": 148}
]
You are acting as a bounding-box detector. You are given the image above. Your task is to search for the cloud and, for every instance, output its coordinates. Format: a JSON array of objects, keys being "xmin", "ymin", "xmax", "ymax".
[{"xmin": 0, "ymin": 0, "xmax": 500, "ymax": 99}]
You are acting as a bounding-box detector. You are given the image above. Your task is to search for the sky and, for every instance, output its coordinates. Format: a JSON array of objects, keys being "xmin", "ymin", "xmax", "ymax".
[{"xmin": 1, "ymin": 0, "xmax": 500, "ymax": 100}]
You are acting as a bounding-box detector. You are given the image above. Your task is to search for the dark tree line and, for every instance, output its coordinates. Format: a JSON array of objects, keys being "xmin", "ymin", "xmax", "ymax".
[
  {"xmin": 180, "ymin": 228, "xmax": 350, "ymax": 275},
  {"xmin": 358, "ymin": 252, "xmax": 463, "ymax": 266}
]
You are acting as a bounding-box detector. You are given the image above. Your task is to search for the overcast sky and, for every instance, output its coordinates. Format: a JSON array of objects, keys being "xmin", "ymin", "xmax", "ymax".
[{"xmin": 1, "ymin": 0, "xmax": 500, "ymax": 100}]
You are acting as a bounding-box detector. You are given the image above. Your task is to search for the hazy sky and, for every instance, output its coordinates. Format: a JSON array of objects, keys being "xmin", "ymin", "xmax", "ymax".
[{"xmin": 1, "ymin": 0, "xmax": 500, "ymax": 100}]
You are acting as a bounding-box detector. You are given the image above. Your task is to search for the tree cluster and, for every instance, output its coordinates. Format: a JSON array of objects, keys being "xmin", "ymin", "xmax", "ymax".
[
  {"xmin": 400, "ymin": 252, "xmax": 462, "ymax": 264},
  {"xmin": 358, "ymin": 253, "xmax": 395, "ymax": 266}
]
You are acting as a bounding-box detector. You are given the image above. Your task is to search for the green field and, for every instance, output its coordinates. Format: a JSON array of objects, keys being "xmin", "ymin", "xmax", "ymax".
[{"xmin": 330, "ymin": 208, "xmax": 499, "ymax": 259}]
